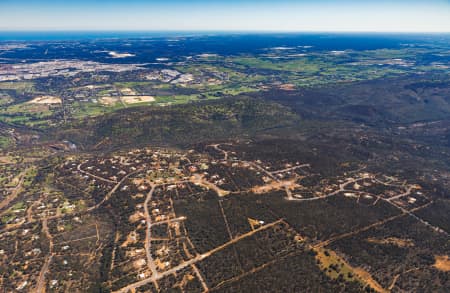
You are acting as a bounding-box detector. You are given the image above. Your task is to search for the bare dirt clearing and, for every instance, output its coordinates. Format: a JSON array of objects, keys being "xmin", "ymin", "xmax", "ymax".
[
  {"xmin": 122, "ymin": 96, "xmax": 155, "ymax": 104},
  {"xmin": 27, "ymin": 95, "xmax": 61, "ymax": 104},
  {"xmin": 434, "ymin": 255, "xmax": 450, "ymax": 272},
  {"xmin": 251, "ymin": 178, "xmax": 301, "ymax": 194},
  {"xmin": 100, "ymin": 96, "xmax": 120, "ymax": 105},
  {"xmin": 119, "ymin": 88, "xmax": 138, "ymax": 95}
]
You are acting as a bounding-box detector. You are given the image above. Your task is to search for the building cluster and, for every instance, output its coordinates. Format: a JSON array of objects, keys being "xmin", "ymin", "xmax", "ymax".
[{"xmin": 0, "ymin": 60, "xmax": 144, "ymax": 81}]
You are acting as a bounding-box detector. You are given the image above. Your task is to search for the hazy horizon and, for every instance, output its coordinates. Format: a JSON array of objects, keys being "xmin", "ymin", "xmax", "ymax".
[{"xmin": 0, "ymin": 0, "xmax": 449, "ymax": 33}]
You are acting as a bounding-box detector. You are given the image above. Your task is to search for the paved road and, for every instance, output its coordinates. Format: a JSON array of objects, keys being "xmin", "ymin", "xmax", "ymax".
[
  {"xmin": 150, "ymin": 216, "xmax": 186, "ymax": 228},
  {"xmin": 77, "ymin": 163, "xmax": 117, "ymax": 184},
  {"xmin": 208, "ymin": 144, "xmax": 229, "ymax": 161},
  {"xmin": 35, "ymin": 218, "xmax": 54, "ymax": 293},
  {"xmin": 144, "ymin": 185, "xmax": 159, "ymax": 278},
  {"xmin": 286, "ymin": 177, "xmax": 359, "ymax": 202},
  {"xmin": 87, "ymin": 169, "xmax": 141, "ymax": 212},
  {"xmin": 190, "ymin": 174, "xmax": 230, "ymax": 197},
  {"xmin": 386, "ymin": 186, "xmax": 414, "ymax": 202},
  {"xmin": 114, "ymin": 219, "xmax": 284, "ymax": 293},
  {"xmin": 270, "ymin": 164, "xmax": 310, "ymax": 175}
]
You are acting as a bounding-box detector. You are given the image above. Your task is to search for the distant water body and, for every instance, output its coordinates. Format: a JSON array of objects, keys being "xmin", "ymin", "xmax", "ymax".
[
  {"xmin": 0, "ymin": 32, "xmax": 448, "ymax": 54},
  {"xmin": 0, "ymin": 31, "xmax": 203, "ymax": 41}
]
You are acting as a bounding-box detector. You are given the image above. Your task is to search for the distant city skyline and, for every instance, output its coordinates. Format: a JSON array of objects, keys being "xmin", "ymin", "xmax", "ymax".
[{"xmin": 0, "ymin": 0, "xmax": 449, "ymax": 32}]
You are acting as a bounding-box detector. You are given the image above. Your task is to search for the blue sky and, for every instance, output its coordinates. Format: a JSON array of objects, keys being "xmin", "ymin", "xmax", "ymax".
[{"xmin": 0, "ymin": 0, "xmax": 449, "ymax": 32}]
